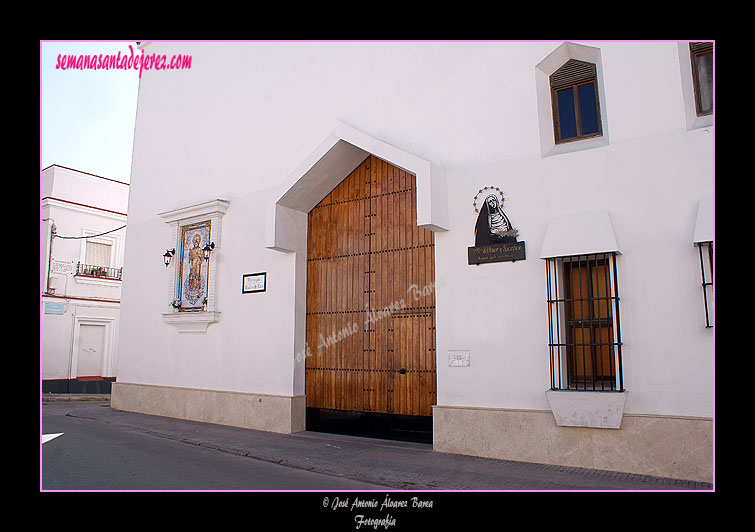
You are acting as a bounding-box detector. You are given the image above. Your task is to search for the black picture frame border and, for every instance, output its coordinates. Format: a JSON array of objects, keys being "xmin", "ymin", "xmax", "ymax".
[{"xmin": 242, "ymin": 272, "xmax": 267, "ymax": 294}]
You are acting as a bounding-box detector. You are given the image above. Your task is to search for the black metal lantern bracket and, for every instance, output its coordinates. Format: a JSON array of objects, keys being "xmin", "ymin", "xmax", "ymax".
[
  {"xmin": 202, "ymin": 242, "xmax": 215, "ymax": 261},
  {"xmin": 163, "ymin": 248, "xmax": 176, "ymax": 267}
]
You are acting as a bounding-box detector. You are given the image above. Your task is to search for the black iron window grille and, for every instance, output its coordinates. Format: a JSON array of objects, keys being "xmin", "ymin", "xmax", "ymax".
[
  {"xmin": 546, "ymin": 252, "xmax": 623, "ymax": 392},
  {"xmin": 75, "ymin": 262, "xmax": 123, "ymax": 280},
  {"xmin": 696, "ymin": 241, "xmax": 713, "ymax": 328}
]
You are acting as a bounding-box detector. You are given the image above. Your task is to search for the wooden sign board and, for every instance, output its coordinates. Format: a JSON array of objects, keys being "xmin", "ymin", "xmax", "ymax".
[{"xmin": 468, "ymin": 241, "xmax": 526, "ymax": 265}]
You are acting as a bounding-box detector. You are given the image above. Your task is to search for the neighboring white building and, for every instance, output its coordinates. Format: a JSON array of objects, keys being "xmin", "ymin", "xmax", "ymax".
[
  {"xmin": 41, "ymin": 165, "xmax": 129, "ymax": 393},
  {"xmin": 112, "ymin": 41, "xmax": 714, "ymax": 483}
]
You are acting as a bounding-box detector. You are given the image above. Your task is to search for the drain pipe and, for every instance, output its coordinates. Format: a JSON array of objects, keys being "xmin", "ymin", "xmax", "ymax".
[{"xmin": 42, "ymin": 218, "xmax": 56, "ymax": 294}]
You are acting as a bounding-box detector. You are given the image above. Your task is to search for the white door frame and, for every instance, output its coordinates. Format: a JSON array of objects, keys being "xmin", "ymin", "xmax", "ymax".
[{"xmin": 70, "ymin": 316, "xmax": 116, "ymax": 379}]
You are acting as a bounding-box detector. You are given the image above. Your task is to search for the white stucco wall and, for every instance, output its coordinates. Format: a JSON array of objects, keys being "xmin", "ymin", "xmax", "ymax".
[
  {"xmin": 118, "ymin": 41, "xmax": 713, "ymax": 418},
  {"xmin": 435, "ymin": 129, "xmax": 714, "ymax": 417}
]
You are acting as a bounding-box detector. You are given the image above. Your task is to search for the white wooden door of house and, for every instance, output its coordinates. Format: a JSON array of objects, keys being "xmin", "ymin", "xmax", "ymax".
[{"xmin": 76, "ymin": 324, "xmax": 105, "ymax": 378}]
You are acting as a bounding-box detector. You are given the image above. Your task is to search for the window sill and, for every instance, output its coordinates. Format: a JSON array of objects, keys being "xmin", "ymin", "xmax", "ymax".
[
  {"xmin": 545, "ymin": 389, "xmax": 627, "ymax": 429},
  {"xmin": 161, "ymin": 311, "xmax": 221, "ymax": 334},
  {"xmin": 686, "ymin": 113, "xmax": 713, "ymax": 131},
  {"xmin": 542, "ymin": 133, "xmax": 609, "ymax": 158}
]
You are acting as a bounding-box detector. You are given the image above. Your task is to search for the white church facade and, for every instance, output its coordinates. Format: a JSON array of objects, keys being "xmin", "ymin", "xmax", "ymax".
[{"xmin": 111, "ymin": 41, "xmax": 714, "ymax": 483}]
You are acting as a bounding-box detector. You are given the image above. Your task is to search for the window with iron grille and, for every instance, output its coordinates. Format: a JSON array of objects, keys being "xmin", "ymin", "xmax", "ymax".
[
  {"xmin": 550, "ymin": 59, "xmax": 603, "ymax": 144},
  {"xmin": 546, "ymin": 252, "xmax": 623, "ymax": 391},
  {"xmin": 689, "ymin": 42, "xmax": 713, "ymax": 117},
  {"xmin": 696, "ymin": 241, "xmax": 713, "ymax": 328}
]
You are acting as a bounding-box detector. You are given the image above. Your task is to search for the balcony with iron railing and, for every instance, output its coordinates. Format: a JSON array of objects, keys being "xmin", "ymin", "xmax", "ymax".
[{"xmin": 75, "ymin": 262, "xmax": 122, "ymax": 281}]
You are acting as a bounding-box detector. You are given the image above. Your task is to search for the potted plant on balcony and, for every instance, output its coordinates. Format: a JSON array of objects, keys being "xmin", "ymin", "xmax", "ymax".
[{"xmin": 170, "ymin": 299, "xmax": 182, "ymax": 312}]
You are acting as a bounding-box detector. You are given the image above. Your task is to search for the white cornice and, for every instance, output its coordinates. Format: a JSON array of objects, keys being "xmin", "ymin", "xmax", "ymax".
[
  {"xmin": 159, "ymin": 199, "xmax": 230, "ymax": 224},
  {"xmin": 42, "ymin": 197, "xmax": 128, "ymax": 221},
  {"xmin": 540, "ymin": 210, "xmax": 620, "ymax": 259},
  {"xmin": 693, "ymin": 194, "xmax": 714, "ymax": 244}
]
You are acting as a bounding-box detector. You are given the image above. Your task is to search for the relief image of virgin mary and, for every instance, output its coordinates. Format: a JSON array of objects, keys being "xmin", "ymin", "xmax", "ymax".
[{"xmin": 474, "ymin": 194, "xmax": 518, "ymax": 247}]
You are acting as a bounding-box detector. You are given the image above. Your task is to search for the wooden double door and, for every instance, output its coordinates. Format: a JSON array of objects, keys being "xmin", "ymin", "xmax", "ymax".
[{"xmin": 305, "ymin": 155, "xmax": 436, "ymax": 417}]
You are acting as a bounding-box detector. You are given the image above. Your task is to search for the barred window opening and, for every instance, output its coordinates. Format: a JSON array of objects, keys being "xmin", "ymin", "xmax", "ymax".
[
  {"xmin": 697, "ymin": 241, "xmax": 714, "ymax": 328},
  {"xmin": 546, "ymin": 252, "xmax": 623, "ymax": 391}
]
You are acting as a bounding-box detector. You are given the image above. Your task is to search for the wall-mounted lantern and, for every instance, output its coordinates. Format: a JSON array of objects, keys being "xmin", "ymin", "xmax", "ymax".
[
  {"xmin": 202, "ymin": 242, "xmax": 215, "ymax": 261},
  {"xmin": 163, "ymin": 248, "xmax": 176, "ymax": 267}
]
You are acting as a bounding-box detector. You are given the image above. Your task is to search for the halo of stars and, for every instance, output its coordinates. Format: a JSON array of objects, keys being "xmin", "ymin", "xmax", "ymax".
[{"xmin": 473, "ymin": 186, "xmax": 505, "ymax": 213}]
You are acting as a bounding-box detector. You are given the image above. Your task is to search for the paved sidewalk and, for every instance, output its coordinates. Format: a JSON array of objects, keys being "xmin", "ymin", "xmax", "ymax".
[{"xmin": 42, "ymin": 399, "xmax": 713, "ymax": 491}]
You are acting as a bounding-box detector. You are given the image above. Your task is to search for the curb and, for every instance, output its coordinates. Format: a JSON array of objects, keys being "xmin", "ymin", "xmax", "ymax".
[{"xmin": 42, "ymin": 394, "xmax": 111, "ymax": 403}]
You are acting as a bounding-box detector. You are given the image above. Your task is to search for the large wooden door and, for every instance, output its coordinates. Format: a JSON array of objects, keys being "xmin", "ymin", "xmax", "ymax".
[{"xmin": 306, "ymin": 155, "xmax": 436, "ymax": 417}]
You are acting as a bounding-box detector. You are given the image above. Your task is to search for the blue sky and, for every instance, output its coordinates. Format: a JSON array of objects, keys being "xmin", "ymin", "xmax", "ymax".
[{"xmin": 40, "ymin": 41, "xmax": 140, "ymax": 183}]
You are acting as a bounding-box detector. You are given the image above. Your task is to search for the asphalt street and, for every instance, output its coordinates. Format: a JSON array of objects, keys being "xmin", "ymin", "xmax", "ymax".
[
  {"xmin": 42, "ymin": 402, "xmax": 389, "ymax": 490},
  {"xmin": 41, "ymin": 400, "xmax": 713, "ymax": 492}
]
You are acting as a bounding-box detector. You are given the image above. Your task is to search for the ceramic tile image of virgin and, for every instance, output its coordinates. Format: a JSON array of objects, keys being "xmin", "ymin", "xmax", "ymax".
[{"xmin": 178, "ymin": 220, "xmax": 211, "ymax": 311}]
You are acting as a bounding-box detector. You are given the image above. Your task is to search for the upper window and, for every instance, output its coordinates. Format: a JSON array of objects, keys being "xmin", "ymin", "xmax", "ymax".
[
  {"xmin": 536, "ymin": 43, "xmax": 608, "ymax": 156},
  {"xmin": 85, "ymin": 240, "xmax": 112, "ymax": 268},
  {"xmin": 550, "ymin": 59, "xmax": 603, "ymax": 144},
  {"xmin": 689, "ymin": 42, "xmax": 713, "ymax": 117},
  {"xmin": 77, "ymin": 235, "xmax": 122, "ymax": 280}
]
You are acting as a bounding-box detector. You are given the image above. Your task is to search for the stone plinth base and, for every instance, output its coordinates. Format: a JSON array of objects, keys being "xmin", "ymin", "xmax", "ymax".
[
  {"xmin": 111, "ymin": 382, "xmax": 305, "ymax": 434},
  {"xmin": 432, "ymin": 405, "xmax": 712, "ymax": 484}
]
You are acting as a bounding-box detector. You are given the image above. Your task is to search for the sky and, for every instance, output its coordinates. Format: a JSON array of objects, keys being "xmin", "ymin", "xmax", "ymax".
[{"xmin": 40, "ymin": 41, "xmax": 140, "ymax": 184}]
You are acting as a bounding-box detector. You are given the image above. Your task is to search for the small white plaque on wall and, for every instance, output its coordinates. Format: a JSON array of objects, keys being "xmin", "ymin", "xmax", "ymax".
[
  {"xmin": 242, "ymin": 272, "xmax": 267, "ymax": 293},
  {"xmin": 51, "ymin": 259, "xmax": 74, "ymax": 274},
  {"xmin": 448, "ymin": 349, "xmax": 470, "ymax": 367}
]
